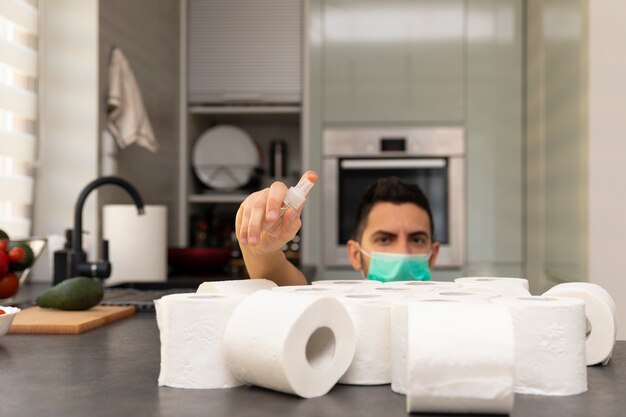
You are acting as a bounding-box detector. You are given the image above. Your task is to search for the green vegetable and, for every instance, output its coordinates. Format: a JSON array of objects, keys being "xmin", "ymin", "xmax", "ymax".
[{"xmin": 36, "ymin": 277, "xmax": 104, "ymax": 311}]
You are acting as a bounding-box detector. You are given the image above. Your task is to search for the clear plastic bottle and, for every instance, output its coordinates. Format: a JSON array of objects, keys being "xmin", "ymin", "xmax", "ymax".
[{"xmin": 263, "ymin": 176, "xmax": 315, "ymax": 235}]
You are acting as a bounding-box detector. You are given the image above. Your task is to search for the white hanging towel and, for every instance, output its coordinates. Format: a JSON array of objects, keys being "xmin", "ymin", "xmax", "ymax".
[{"xmin": 107, "ymin": 47, "xmax": 158, "ymax": 152}]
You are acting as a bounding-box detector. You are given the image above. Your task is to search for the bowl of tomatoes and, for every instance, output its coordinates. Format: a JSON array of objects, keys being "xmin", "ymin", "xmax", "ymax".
[{"xmin": 0, "ymin": 229, "xmax": 47, "ymax": 301}]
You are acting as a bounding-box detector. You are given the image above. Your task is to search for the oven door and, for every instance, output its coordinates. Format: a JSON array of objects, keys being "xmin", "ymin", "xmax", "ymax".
[{"xmin": 324, "ymin": 157, "xmax": 465, "ymax": 268}]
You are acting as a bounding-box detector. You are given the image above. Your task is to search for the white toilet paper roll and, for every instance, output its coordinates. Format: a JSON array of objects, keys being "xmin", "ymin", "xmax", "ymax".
[
  {"xmin": 382, "ymin": 280, "xmax": 459, "ymax": 290},
  {"xmin": 335, "ymin": 294, "xmax": 391, "ymax": 385},
  {"xmin": 197, "ymin": 279, "xmax": 277, "ymax": 295},
  {"xmin": 103, "ymin": 204, "xmax": 167, "ymax": 284},
  {"xmin": 390, "ymin": 296, "xmax": 490, "ymax": 395},
  {"xmin": 495, "ymin": 296, "xmax": 587, "ymax": 395},
  {"xmin": 457, "ymin": 276, "xmax": 529, "ymax": 291},
  {"xmin": 456, "ymin": 277, "xmax": 530, "ymax": 296},
  {"xmin": 271, "ymin": 285, "xmax": 352, "ymax": 297},
  {"xmin": 156, "ymin": 293, "xmax": 245, "ymax": 389},
  {"xmin": 406, "ymin": 302, "xmax": 515, "ymax": 414},
  {"xmin": 312, "ymin": 279, "xmax": 381, "ymax": 289},
  {"xmin": 363, "ymin": 286, "xmax": 414, "ymax": 298},
  {"xmin": 543, "ymin": 282, "xmax": 618, "ymax": 365},
  {"xmin": 222, "ymin": 290, "xmax": 356, "ymax": 398},
  {"xmin": 434, "ymin": 287, "xmax": 502, "ymax": 301}
]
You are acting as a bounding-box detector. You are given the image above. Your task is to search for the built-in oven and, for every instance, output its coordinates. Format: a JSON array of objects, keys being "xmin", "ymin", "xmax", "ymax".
[{"xmin": 323, "ymin": 127, "xmax": 465, "ymax": 268}]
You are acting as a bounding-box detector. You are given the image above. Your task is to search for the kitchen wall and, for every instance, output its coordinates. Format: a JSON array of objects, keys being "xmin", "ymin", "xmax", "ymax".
[
  {"xmin": 98, "ymin": 0, "xmax": 180, "ymax": 245},
  {"xmin": 32, "ymin": 0, "xmax": 100, "ymax": 282},
  {"xmin": 588, "ymin": 0, "xmax": 626, "ymax": 340},
  {"xmin": 526, "ymin": 0, "xmax": 626, "ymax": 340},
  {"xmin": 525, "ymin": 0, "xmax": 588, "ymax": 293}
]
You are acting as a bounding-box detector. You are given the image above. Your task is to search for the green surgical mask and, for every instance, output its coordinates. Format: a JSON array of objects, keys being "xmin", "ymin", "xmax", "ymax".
[{"xmin": 358, "ymin": 245, "xmax": 432, "ymax": 282}]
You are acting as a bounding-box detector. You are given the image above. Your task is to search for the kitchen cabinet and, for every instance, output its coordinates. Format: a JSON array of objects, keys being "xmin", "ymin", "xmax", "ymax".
[
  {"xmin": 321, "ymin": 0, "xmax": 465, "ymax": 124},
  {"xmin": 304, "ymin": 0, "xmax": 524, "ymax": 279},
  {"xmin": 464, "ymin": 0, "xmax": 524, "ymax": 275},
  {"xmin": 183, "ymin": 107, "xmax": 302, "ymax": 247},
  {"xmin": 187, "ymin": 0, "xmax": 302, "ymax": 104},
  {"xmin": 178, "ymin": 0, "xmax": 305, "ymax": 247}
]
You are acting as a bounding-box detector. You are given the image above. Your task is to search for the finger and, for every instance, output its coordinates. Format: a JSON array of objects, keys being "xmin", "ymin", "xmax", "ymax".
[
  {"xmin": 280, "ymin": 208, "xmax": 302, "ymax": 239},
  {"xmin": 235, "ymin": 204, "xmax": 243, "ymax": 234},
  {"xmin": 247, "ymin": 189, "xmax": 269, "ymax": 245},
  {"xmin": 266, "ymin": 181, "xmax": 288, "ymax": 221},
  {"xmin": 301, "ymin": 170, "xmax": 319, "ymax": 184},
  {"xmin": 237, "ymin": 199, "xmax": 251, "ymax": 244},
  {"xmin": 238, "ymin": 194, "xmax": 255, "ymax": 244}
]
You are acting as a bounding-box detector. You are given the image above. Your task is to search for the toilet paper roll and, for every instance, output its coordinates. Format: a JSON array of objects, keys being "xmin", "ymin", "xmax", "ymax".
[
  {"xmin": 363, "ymin": 286, "xmax": 414, "ymax": 298},
  {"xmin": 390, "ymin": 296, "xmax": 490, "ymax": 395},
  {"xmin": 456, "ymin": 277, "xmax": 530, "ymax": 296},
  {"xmin": 495, "ymin": 296, "xmax": 587, "ymax": 395},
  {"xmin": 157, "ymin": 293, "xmax": 245, "ymax": 389},
  {"xmin": 271, "ymin": 285, "xmax": 352, "ymax": 297},
  {"xmin": 222, "ymin": 290, "xmax": 356, "ymax": 398},
  {"xmin": 197, "ymin": 278, "xmax": 277, "ymax": 295},
  {"xmin": 406, "ymin": 302, "xmax": 515, "ymax": 414},
  {"xmin": 103, "ymin": 204, "xmax": 167, "ymax": 285},
  {"xmin": 335, "ymin": 294, "xmax": 391, "ymax": 385},
  {"xmin": 434, "ymin": 287, "xmax": 502, "ymax": 301},
  {"xmin": 312, "ymin": 279, "xmax": 380, "ymax": 289},
  {"xmin": 382, "ymin": 280, "xmax": 459, "ymax": 290},
  {"xmin": 543, "ymin": 282, "xmax": 618, "ymax": 365}
]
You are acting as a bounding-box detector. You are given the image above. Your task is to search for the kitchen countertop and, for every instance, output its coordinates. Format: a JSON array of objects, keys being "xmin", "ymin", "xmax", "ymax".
[{"xmin": 1, "ymin": 289, "xmax": 624, "ymax": 417}]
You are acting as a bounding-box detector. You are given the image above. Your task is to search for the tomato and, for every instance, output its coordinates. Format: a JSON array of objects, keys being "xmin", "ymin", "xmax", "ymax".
[
  {"xmin": 8, "ymin": 246, "xmax": 26, "ymax": 264},
  {"xmin": 0, "ymin": 309, "xmax": 5, "ymax": 315},
  {"xmin": 0, "ymin": 239, "xmax": 7, "ymax": 252},
  {"xmin": 0, "ymin": 251, "xmax": 8, "ymax": 275},
  {"xmin": 0, "ymin": 272, "xmax": 19, "ymax": 299}
]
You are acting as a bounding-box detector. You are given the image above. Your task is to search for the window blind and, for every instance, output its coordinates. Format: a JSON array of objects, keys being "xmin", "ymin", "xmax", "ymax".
[{"xmin": 0, "ymin": 0, "xmax": 38, "ymax": 237}]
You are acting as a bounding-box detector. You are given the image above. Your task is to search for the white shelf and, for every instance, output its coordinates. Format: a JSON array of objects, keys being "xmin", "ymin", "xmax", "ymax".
[
  {"xmin": 189, "ymin": 105, "xmax": 301, "ymax": 115},
  {"xmin": 188, "ymin": 193, "xmax": 248, "ymax": 204}
]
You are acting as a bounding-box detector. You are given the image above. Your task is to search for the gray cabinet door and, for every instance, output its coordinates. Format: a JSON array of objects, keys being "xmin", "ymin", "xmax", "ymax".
[
  {"xmin": 188, "ymin": 0, "xmax": 302, "ymax": 104},
  {"xmin": 321, "ymin": 0, "xmax": 464, "ymax": 124},
  {"xmin": 465, "ymin": 0, "xmax": 523, "ymax": 270}
]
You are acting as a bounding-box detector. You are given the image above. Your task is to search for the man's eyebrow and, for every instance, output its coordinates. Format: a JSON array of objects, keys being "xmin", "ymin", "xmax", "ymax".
[
  {"xmin": 408, "ymin": 230, "xmax": 431, "ymax": 239},
  {"xmin": 371, "ymin": 230, "xmax": 397, "ymax": 237},
  {"xmin": 371, "ymin": 230, "xmax": 430, "ymax": 236}
]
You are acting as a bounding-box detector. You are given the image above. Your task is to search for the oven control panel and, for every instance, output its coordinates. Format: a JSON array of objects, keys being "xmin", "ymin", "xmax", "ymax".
[{"xmin": 323, "ymin": 127, "xmax": 465, "ymax": 157}]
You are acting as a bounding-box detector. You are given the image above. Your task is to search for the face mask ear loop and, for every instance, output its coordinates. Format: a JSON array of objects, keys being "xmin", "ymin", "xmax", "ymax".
[
  {"xmin": 356, "ymin": 242, "xmax": 371, "ymax": 258},
  {"xmin": 356, "ymin": 242, "xmax": 370, "ymax": 276}
]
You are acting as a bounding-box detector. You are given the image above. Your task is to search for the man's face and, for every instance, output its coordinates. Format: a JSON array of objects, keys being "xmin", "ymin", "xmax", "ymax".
[{"xmin": 347, "ymin": 202, "xmax": 440, "ymax": 275}]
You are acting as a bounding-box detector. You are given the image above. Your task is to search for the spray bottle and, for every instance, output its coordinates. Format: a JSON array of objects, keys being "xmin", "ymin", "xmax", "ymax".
[{"xmin": 263, "ymin": 175, "xmax": 316, "ymax": 235}]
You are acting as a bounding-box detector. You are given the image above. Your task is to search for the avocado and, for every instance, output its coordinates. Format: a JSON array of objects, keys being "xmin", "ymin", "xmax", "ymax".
[{"xmin": 36, "ymin": 277, "xmax": 104, "ymax": 311}]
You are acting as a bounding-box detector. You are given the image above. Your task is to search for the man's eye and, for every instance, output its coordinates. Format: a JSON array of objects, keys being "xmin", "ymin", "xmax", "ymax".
[
  {"xmin": 410, "ymin": 236, "xmax": 428, "ymax": 245},
  {"xmin": 376, "ymin": 236, "xmax": 391, "ymax": 244}
]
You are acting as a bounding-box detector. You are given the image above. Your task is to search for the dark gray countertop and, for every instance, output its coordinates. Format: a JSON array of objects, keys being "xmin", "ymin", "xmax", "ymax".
[{"xmin": 1, "ymin": 288, "xmax": 624, "ymax": 417}]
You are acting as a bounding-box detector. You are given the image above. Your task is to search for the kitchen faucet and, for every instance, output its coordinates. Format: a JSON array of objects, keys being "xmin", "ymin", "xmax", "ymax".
[{"xmin": 53, "ymin": 176, "xmax": 145, "ymax": 284}]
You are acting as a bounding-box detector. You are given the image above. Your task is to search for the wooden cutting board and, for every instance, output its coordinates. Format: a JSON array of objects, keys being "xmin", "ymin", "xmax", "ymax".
[{"xmin": 8, "ymin": 306, "xmax": 136, "ymax": 334}]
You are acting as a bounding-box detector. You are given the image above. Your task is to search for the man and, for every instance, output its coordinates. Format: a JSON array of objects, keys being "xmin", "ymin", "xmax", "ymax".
[{"xmin": 236, "ymin": 171, "xmax": 438, "ymax": 285}]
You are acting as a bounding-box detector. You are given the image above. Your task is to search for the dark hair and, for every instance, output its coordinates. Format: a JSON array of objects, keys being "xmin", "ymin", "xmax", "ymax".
[{"xmin": 351, "ymin": 177, "xmax": 435, "ymax": 242}]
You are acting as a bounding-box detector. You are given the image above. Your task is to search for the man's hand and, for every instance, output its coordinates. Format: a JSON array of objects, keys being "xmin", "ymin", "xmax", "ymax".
[{"xmin": 234, "ymin": 171, "xmax": 317, "ymax": 285}]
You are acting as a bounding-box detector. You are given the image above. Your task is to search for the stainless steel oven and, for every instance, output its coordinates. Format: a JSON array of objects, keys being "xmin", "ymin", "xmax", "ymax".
[{"xmin": 323, "ymin": 127, "xmax": 465, "ymax": 268}]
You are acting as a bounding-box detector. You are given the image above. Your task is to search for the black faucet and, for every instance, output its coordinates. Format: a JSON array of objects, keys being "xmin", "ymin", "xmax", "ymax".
[{"xmin": 53, "ymin": 176, "xmax": 145, "ymax": 284}]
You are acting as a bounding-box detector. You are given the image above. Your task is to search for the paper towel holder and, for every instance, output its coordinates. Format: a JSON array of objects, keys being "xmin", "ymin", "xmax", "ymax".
[{"xmin": 53, "ymin": 176, "xmax": 145, "ymax": 284}]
